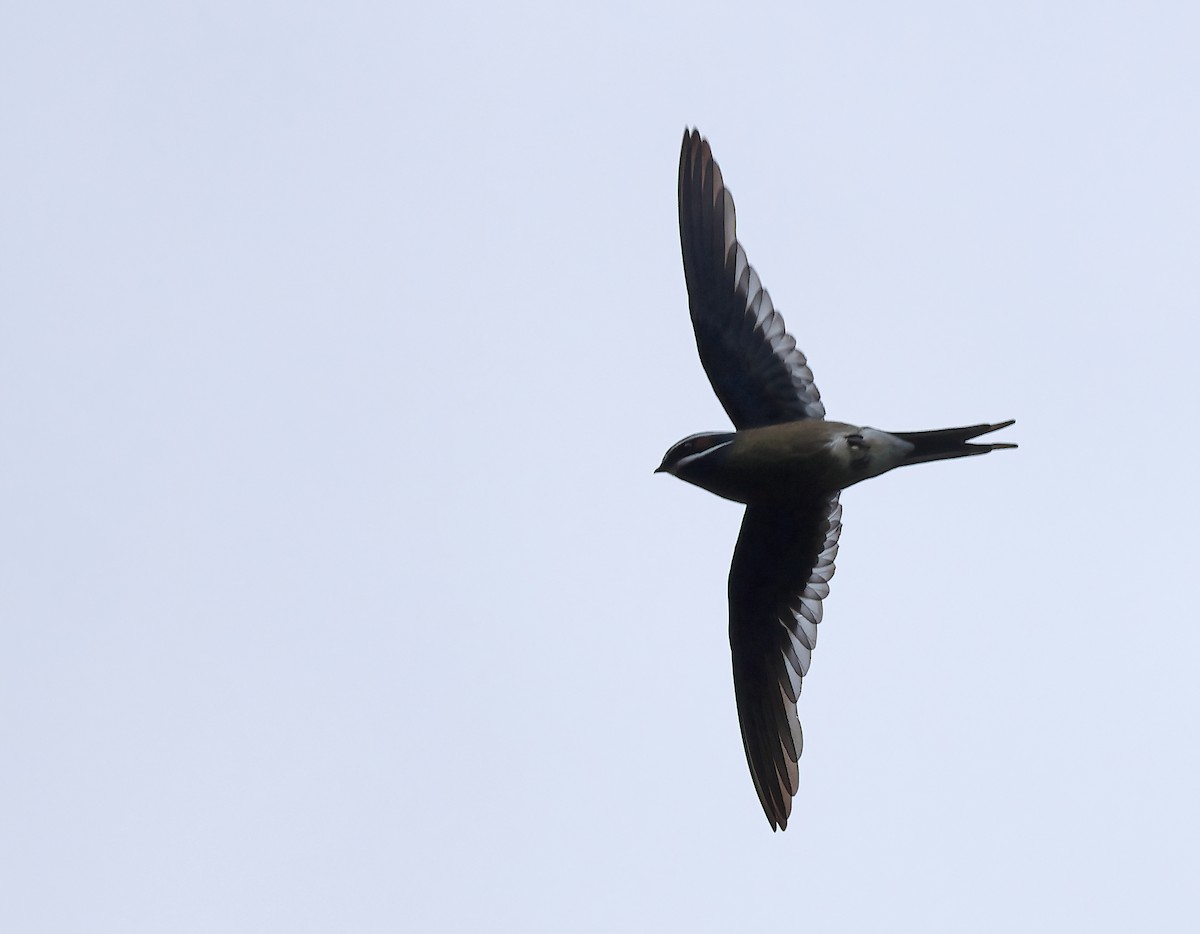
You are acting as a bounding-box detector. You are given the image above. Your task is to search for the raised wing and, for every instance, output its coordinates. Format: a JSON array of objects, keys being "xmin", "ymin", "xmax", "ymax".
[
  {"xmin": 728, "ymin": 494, "xmax": 842, "ymax": 831},
  {"xmin": 678, "ymin": 129, "xmax": 825, "ymax": 429}
]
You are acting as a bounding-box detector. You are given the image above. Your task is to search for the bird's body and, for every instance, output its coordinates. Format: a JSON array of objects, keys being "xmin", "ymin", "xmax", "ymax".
[
  {"xmin": 659, "ymin": 129, "xmax": 1015, "ymax": 831},
  {"xmin": 659, "ymin": 419, "xmax": 1015, "ymax": 503}
]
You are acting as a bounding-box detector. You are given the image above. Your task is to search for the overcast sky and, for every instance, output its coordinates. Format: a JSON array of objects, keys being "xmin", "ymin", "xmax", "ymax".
[{"xmin": 3, "ymin": 2, "xmax": 1199, "ymax": 931}]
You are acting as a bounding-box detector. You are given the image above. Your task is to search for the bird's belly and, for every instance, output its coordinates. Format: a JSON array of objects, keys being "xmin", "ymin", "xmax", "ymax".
[{"xmin": 693, "ymin": 452, "xmax": 842, "ymax": 504}]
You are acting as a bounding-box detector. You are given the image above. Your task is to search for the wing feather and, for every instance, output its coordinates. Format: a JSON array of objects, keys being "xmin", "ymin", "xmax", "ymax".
[
  {"xmin": 678, "ymin": 129, "xmax": 825, "ymax": 429},
  {"xmin": 728, "ymin": 495, "xmax": 843, "ymax": 830}
]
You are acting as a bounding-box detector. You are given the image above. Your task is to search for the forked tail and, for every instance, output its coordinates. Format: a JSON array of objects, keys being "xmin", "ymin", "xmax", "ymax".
[{"xmin": 893, "ymin": 420, "xmax": 1017, "ymax": 466}]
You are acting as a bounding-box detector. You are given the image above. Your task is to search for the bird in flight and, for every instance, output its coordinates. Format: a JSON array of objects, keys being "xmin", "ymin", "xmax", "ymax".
[{"xmin": 657, "ymin": 129, "xmax": 1016, "ymax": 831}]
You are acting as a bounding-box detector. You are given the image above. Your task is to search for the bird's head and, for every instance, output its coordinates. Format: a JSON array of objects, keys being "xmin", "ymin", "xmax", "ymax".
[{"xmin": 655, "ymin": 431, "xmax": 736, "ymax": 478}]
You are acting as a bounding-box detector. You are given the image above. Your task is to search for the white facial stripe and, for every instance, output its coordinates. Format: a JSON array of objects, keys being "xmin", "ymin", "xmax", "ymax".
[{"xmin": 674, "ymin": 438, "xmax": 734, "ymax": 470}]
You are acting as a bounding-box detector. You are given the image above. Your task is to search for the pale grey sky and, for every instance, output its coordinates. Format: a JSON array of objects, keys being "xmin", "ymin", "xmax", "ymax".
[{"xmin": 3, "ymin": 2, "xmax": 1198, "ymax": 931}]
